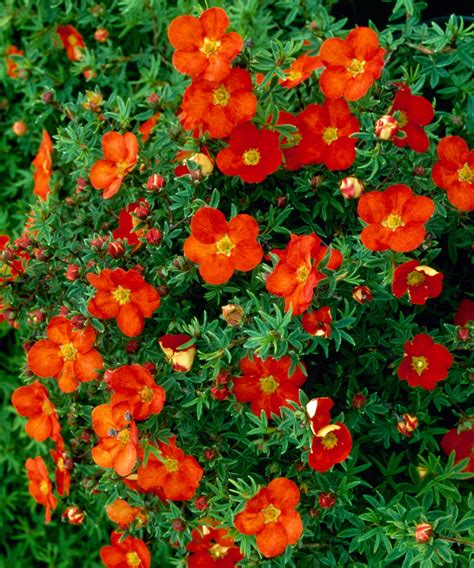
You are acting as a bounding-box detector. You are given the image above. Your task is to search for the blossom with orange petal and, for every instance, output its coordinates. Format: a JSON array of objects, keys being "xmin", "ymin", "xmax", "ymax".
[
  {"xmin": 232, "ymin": 355, "xmax": 306, "ymax": 419},
  {"xmin": 90, "ymin": 131, "xmax": 139, "ymax": 199},
  {"xmin": 109, "ymin": 364, "xmax": 166, "ymax": 421},
  {"xmin": 180, "ymin": 69, "xmax": 257, "ymax": 139},
  {"xmin": 279, "ymin": 54, "xmax": 322, "ymax": 88},
  {"xmin": 50, "ymin": 443, "xmax": 71, "ymax": 497},
  {"xmin": 106, "ymin": 499, "xmax": 148, "ymax": 528},
  {"xmin": 216, "ymin": 123, "xmax": 282, "ymax": 183},
  {"xmin": 112, "ymin": 199, "xmax": 149, "ymax": 250},
  {"xmin": 392, "ymin": 260, "xmax": 443, "ymax": 305},
  {"xmin": 390, "ymin": 84, "xmax": 434, "ymax": 153},
  {"xmin": 183, "ymin": 207, "xmax": 263, "ymax": 285},
  {"xmin": 87, "ymin": 268, "xmax": 160, "ymax": 337},
  {"xmin": 137, "ymin": 436, "xmax": 203, "ymax": 500},
  {"xmin": 56, "ymin": 25, "xmax": 85, "ymax": 61},
  {"xmin": 432, "ymin": 136, "xmax": 474, "ymax": 211},
  {"xmin": 138, "ymin": 113, "xmax": 160, "ymax": 142},
  {"xmin": 27, "ymin": 316, "xmax": 103, "ymax": 393},
  {"xmin": 101, "ymin": 532, "xmax": 151, "ymax": 568},
  {"xmin": 158, "ymin": 334, "xmax": 196, "ymax": 372},
  {"xmin": 266, "ymin": 233, "xmax": 343, "ymax": 316},
  {"xmin": 357, "ymin": 184, "xmax": 434, "ymax": 252},
  {"xmin": 234, "ymin": 477, "xmax": 303, "ymax": 558},
  {"xmin": 11, "ymin": 381, "xmax": 61, "ymax": 442},
  {"xmin": 440, "ymin": 426, "xmax": 474, "ymax": 473},
  {"xmin": 397, "ymin": 334, "xmax": 453, "ymax": 390},
  {"xmin": 319, "ymin": 27, "xmax": 385, "ymax": 101},
  {"xmin": 91, "ymin": 404, "xmax": 138, "ymax": 477},
  {"xmin": 187, "ymin": 523, "xmax": 244, "ymax": 567},
  {"xmin": 301, "ymin": 306, "xmax": 332, "ymax": 338},
  {"xmin": 25, "ymin": 456, "xmax": 57, "ymax": 524},
  {"xmin": 168, "ymin": 7, "xmax": 243, "ymax": 81},
  {"xmin": 6, "ymin": 45, "xmax": 24, "ymax": 78},
  {"xmin": 32, "ymin": 130, "xmax": 53, "ymax": 200}
]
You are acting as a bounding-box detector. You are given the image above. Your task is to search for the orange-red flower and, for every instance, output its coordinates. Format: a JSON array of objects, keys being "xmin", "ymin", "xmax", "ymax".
[
  {"xmin": 390, "ymin": 84, "xmax": 434, "ymax": 153},
  {"xmin": 25, "ymin": 456, "xmax": 57, "ymax": 524},
  {"xmin": 187, "ymin": 523, "xmax": 244, "ymax": 567},
  {"xmin": 183, "ymin": 207, "xmax": 263, "ymax": 285},
  {"xmin": 319, "ymin": 27, "xmax": 385, "ymax": 101},
  {"xmin": 357, "ymin": 184, "xmax": 435, "ymax": 252},
  {"xmin": 112, "ymin": 199, "xmax": 149, "ymax": 249},
  {"xmin": 168, "ymin": 7, "xmax": 243, "ymax": 81},
  {"xmin": 432, "ymin": 136, "xmax": 474, "ymax": 211},
  {"xmin": 87, "ymin": 268, "xmax": 160, "ymax": 337},
  {"xmin": 27, "ymin": 316, "xmax": 103, "ymax": 393},
  {"xmin": 56, "ymin": 25, "xmax": 85, "ymax": 61},
  {"xmin": 279, "ymin": 55, "xmax": 322, "ymax": 88},
  {"xmin": 91, "ymin": 404, "xmax": 138, "ymax": 477},
  {"xmin": 137, "ymin": 436, "xmax": 203, "ymax": 500},
  {"xmin": 232, "ymin": 355, "xmax": 306, "ymax": 419},
  {"xmin": 138, "ymin": 113, "xmax": 160, "ymax": 142},
  {"xmin": 32, "ymin": 130, "xmax": 53, "ymax": 200},
  {"xmin": 90, "ymin": 131, "xmax": 139, "ymax": 199},
  {"xmin": 301, "ymin": 306, "xmax": 332, "ymax": 338},
  {"xmin": 109, "ymin": 364, "xmax": 166, "ymax": 421},
  {"xmin": 392, "ymin": 260, "xmax": 443, "ymax": 305},
  {"xmin": 50, "ymin": 443, "xmax": 71, "ymax": 497},
  {"xmin": 11, "ymin": 381, "xmax": 61, "ymax": 442},
  {"xmin": 106, "ymin": 499, "xmax": 148, "ymax": 528},
  {"xmin": 397, "ymin": 334, "xmax": 453, "ymax": 390},
  {"xmin": 266, "ymin": 233, "xmax": 343, "ymax": 316},
  {"xmin": 234, "ymin": 477, "xmax": 303, "ymax": 558},
  {"xmin": 6, "ymin": 45, "xmax": 24, "ymax": 78},
  {"xmin": 180, "ymin": 69, "xmax": 257, "ymax": 139},
  {"xmin": 100, "ymin": 532, "xmax": 151, "ymax": 568},
  {"xmin": 440, "ymin": 426, "xmax": 474, "ymax": 473},
  {"xmin": 158, "ymin": 334, "xmax": 197, "ymax": 372},
  {"xmin": 216, "ymin": 123, "xmax": 282, "ymax": 183}
]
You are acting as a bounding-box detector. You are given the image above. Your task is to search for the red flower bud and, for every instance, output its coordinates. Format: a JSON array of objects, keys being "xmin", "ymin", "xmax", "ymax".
[
  {"xmin": 15, "ymin": 235, "xmax": 31, "ymax": 249},
  {"xmin": 352, "ymin": 285, "xmax": 373, "ymax": 304},
  {"xmin": 375, "ymin": 115, "xmax": 399, "ymax": 140},
  {"xmin": 193, "ymin": 496, "xmax": 208, "ymax": 511},
  {"xmin": 340, "ymin": 176, "xmax": 364, "ymax": 199},
  {"xmin": 148, "ymin": 93, "xmax": 160, "ymax": 105},
  {"xmin": 94, "ymin": 28, "xmax": 109, "ymax": 42},
  {"xmin": 34, "ymin": 247, "xmax": 48, "ymax": 261},
  {"xmin": 12, "ymin": 120, "xmax": 27, "ymax": 136},
  {"xmin": 134, "ymin": 203, "xmax": 149, "ymax": 219},
  {"xmin": 59, "ymin": 306, "xmax": 69, "ymax": 317},
  {"xmin": 146, "ymin": 228, "xmax": 163, "ymax": 245},
  {"xmin": 147, "ymin": 173, "xmax": 165, "ymax": 192},
  {"xmin": 91, "ymin": 235, "xmax": 108, "ymax": 250},
  {"xmin": 142, "ymin": 362, "xmax": 156, "ymax": 375},
  {"xmin": 352, "ymin": 392, "xmax": 367, "ymax": 409},
  {"xmin": 204, "ymin": 448, "xmax": 217, "ymax": 461},
  {"xmin": 62, "ymin": 506, "xmax": 86, "ymax": 525},
  {"xmin": 126, "ymin": 340, "xmax": 140, "ymax": 354},
  {"xmin": 415, "ymin": 523, "xmax": 433, "ymax": 543},
  {"xmin": 172, "ymin": 519, "xmax": 185, "ymax": 532},
  {"xmin": 458, "ymin": 327, "xmax": 470, "ymax": 342},
  {"xmin": 41, "ymin": 92, "xmax": 54, "ymax": 104},
  {"xmin": 65, "ymin": 264, "xmax": 80, "ymax": 281},
  {"xmin": 318, "ymin": 492, "xmax": 336, "ymax": 509},
  {"xmin": 276, "ymin": 196, "xmax": 287, "ymax": 207},
  {"xmin": 107, "ymin": 241, "xmax": 125, "ymax": 258},
  {"xmin": 221, "ymin": 304, "xmax": 244, "ymax": 327}
]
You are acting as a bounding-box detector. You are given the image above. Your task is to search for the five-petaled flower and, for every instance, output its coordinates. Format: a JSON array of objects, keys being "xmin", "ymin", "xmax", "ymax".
[
  {"xmin": 32, "ymin": 130, "xmax": 53, "ymax": 200},
  {"xmin": 56, "ymin": 25, "xmax": 85, "ymax": 62},
  {"xmin": 397, "ymin": 333, "xmax": 453, "ymax": 390},
  {"xmin": 27, "ymin": 316, "xmax": 103, "ymax": 393},
  {"xmin": 357, "ymin": 184, "xmax": 435, "ymax": 252},
  {"xmin": 187, "ymin": 522, "xmax": 244, "ymax": 567},
  {"xmin": 392, "ymin": 260, "xmax": 443, "ymax": 305},
  {"xmin": 301, "ymin": 306, "xmax": 333, "ymax": 338},
  {"xmin": 183, "ymin": 207, "xmax": 263, "ymax": 285},
  {"xmin": 234, "ymin": 477, "xmax": 303, "ymax": 558},
  {"xmin": 25, "ymin": 456, "xmax": 58, "ymax": 524},
  {"xmin": 100, "ymin": 532, "xmax": 151, "ymax": 568}
]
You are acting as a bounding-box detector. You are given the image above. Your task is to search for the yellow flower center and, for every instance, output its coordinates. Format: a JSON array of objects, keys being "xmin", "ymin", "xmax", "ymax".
[
  {"xmin": 112, "ymin": 286, "xmax": 131, "ymax": 305},
  {"xmin": 321, "ymin": 431, "xmax": 338, "ymax": 449},
  {"xmin": 457, "ymin": 163, "xmax": 474, "ymax": 183},
  {"xmin": 209, "ymin": 543, "xmax": 231, "ymax": 559},
  {"xmin": 126, "ymin": 552, "xmax": 141, "ymax": 567},
  {"xmin": 411, "ymin": 355, "xmax": 429, "ymax": 376},
  {"xmin": 322, "ymin": 127, "xmax": 338, "ymax": 145},
  {"xmin": 406, "ymin": 270, "xmax": 425, "ymax": 286},
  {"xmin": 57, "ymin": 457, "xmax": 66, "ymax": 471},
  {"xmin": 40, "ymin": 480, "xmax": 49, "ymax": 495},
  {"xmin": 212, "ymin": 85, "xmax": 230, "ymax": 106},
  {"xmin": 164, "ymin": 457, "xmax": 179, "ymax": 473},
  {"xmin": 396, "ymin": 111, "xmax": 409, "ymax": 128},
  {"xmin": 262, "ymin": 503, "xmax": 281, "ymax": 524},
  {"xmin": 242, "ymin": 148, "xmax": 261, "ymax": 166},
  {"xmin": 60, "ymin": 342, "xmax": 77, "ymax": 361},
  {"xmin": 287, "ymin": 69, "xmax": 303, "ymax": 81},
  {"xmin": 382, "ymin": 213, "xmax": 405, "ymax": 231},
  {"xmin": 42, "ymin": 400, "xmax": 54, "ymax": 415},
  {"xmin": 200, "ymin": 37, "xmax": 221, "ymax": 57},
  {"xmin": 296, "ymin": 264, "xmax": 310, "ymax": 283},
  {"xmin": 215, "ymin": 234, "xmax": 235, "ymax": 257},
  {"xmin": 259, "ymin": 375, "xmax": 280, "ymax": 394},
  {"xmin": 117, "ymin": 429, "xmax": 130, "ymax": 444},
  {"xmin": 140, "ymin": 386, "xmax": 154, "ymax": 403},
  {"xmin": 348, "ymin": 58, "xmax": 366, "ymax": 77},
  {"xmin": 68, "ymin": 34, "xmax": 78, "ymax": 46},
  {"xmin": 117, "ymin": 161, "xmax": 130, "ymax": 177}
]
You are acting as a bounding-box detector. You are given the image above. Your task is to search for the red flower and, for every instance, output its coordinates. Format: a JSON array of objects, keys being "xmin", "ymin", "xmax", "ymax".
[
  {"xmin": 91, "ymin": 404, "xmax": 138, "ymax": 477},
  {"xmin": 112, "ymin": 199, "xmax": 149, "ymax": 249},
  {"xmin": 216, "ymin": 123, "xmax": 282, "ymax": 183},
  {"xmin": 27, "ymin": 316, "xmax": 103, "ymax": 393},
  {"xmin": 50, "ymin": 443, "xmax": 72, "ymax": 497},
  {"xmin": 11, "ymin": 381, "xmax": 61, "ymax": 442},
  {"xmin": 168, "ymin": 7, "xmax": 243, "ymax": 81},
  {"xmin": 158, "ymin": 334, "xmax": 197, "ymax": 372},
  {"xmin": 432, "ymin": 136, "xmax": 474, "ymax": 211},
  {"xmin": 6, "ymin": 45, "xmax": 24, "ymax": 78},
  {"xmin": 183, "ymin": 207, "xmax": 263, "ymax": 285},
  {"xmin": 137, "ymin": 436, "xmax": 204, "ymax": 500},
  {"xmin": 454, "ymin": 299, "xmax": 474, "ymax": 327},
  {"xmin": 25, "ymin": 456, "xmax": 57, "ymax": 524},
  {"xmin": 390, "ymin": 84, "xmax": 434, "ymax": 153},
  {"xmin": 397, "ymin": 334, "xmax": 453, "ymax": 390},
  {"xmin": 180, "ymin": 69, "xmax": 257, "ymax": 139},
  {"xmin": 106, "ymin": 499, "xmax": 148, "ymax": 528},
  {"xmin": 232, "ymin": 355, "xmax": 307, "ymax": 419},
  {"xmin": 56, "ymin": 25, "xmax": 85, "ymax": 62},
  {"xmin": 109, "ymin": 364, "xmax": 166, "ymax": 421},
  {"xmin": 301, "ymin": 306, "xmax": 332, "ymax": 338},
  {"xmin": 234, "ymin": 477, "xmax": 303, "ymax": 558},
  {"xmin": 187, "ymin": 523, "xmax": 244, "ymax": 567},
  {"xmin": 319, "ymin": 27, "xmax": 385, "ymax": 101},
  {"xmin": 90, "ymin": 131, "xmax": 139, "ymax": 199},
  {"xmin": 392, "ymin": 260, "xmax": 443, "ymax": 304},
  {"xmin": 87, "ymin": 268, "xmax": 160, "ymax": 337},
  {"xmin": 279, "ymin": 55, "xmax": 322, "ymax": 88},
  {"xmin": 440, "ymin": 426, "xmax": 474, "ymax": 473},
  {"xmin": 266, "ymin": 233, "xmax": 343, "ymax": 316},
  {"xmin": 357, "ymin": 184, "xmax": 435, "ymax": 252},
  {"xmin": 138, "ymin": 113, "xmax": 160, "ymax": 142},
  {"xmin": 100, "ymin": 532, "xmax": 151, "ymax": 568},
  {"xmin": 32, "ymin": 130, "xmax": 53, "ymax": 200}
]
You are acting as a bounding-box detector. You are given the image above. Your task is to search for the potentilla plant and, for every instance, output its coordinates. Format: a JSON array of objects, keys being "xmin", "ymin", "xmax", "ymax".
[{"xmin": 1, "ymin": 1, "xmax": 473, "ymax": 566}]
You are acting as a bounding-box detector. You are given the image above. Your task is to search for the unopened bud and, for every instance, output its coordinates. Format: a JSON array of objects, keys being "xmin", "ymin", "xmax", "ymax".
[
  {"xmin": 66, "ymin": 264, "xmax": 80, "ymax": 281},
  {"xmin": 107, "ymin": 241, "xmax": 125, "ymax": 258},
  {"xmin": 12, "ymin": 121, "xmax": 27, "ymax": 136},
  {"xmin": 147, "ymin": 173, "xmax": 165, "ymax": 192},
  {"xmin": 146, "ymin": 228, "xmax": 163, "ymax": 245},
  {"xmin": 375, "ymin": 115, "xmax": 398, "ymax": 140},
  {"xmin": 340, "ymin": 176, "xmax": 364, "ymax": 199},
  {"xmin": 94, "ymin": 28, "xmax": 109, "ymax": 42},
  {"xmin": 352, "ymin": 285, "xmax": 373, "ymax": 304}
]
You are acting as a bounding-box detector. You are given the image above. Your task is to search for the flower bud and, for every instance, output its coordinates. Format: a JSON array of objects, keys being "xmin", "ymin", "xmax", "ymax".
[
  {"xmin": 146, "ymin": 228, "xmax": 162, "ymax": 245},
  {"xmin": 276, "ymin": 196, "xmax": 287, "ymax": 207},
  {"xmin": 221, "ymin": 304, "xmax": 244, "ymax": 327},
  {"xmin": 352, "ymin": 285, "xmax": 373, "ymax": 304},
  {"xmin": 458, "ymin": 327, "xmax": 470, "ymax": 342},
  {"xmin": 148, "ymin": 93, "xmax": 160, "ymax": 105},
  {"xmin": 34, "ymin": 247, "xmax": 48, "ymax": 261},
  {"xmin": 352, "ymin": 392, "xmax": 367, "ymax": 409},
  {"xmin": 41, "ymin": 92, "xmax": 54, "ymax": 104},
  {"xmin": 193, "ymin": 496, "xmax": 208, "ymax": 511},
  {"xmin": 310, "ymin": 175, "xmax": 323, "ymax": 188},
  {"xmin": 340, "ymin": 176, "xmax": 364, "ymax": 199},
  {"xmin": 397, "ymin": 413, "xmax": 419, "ymax": 437},
  {"xmin": 94, "ymin": 28, "xmax": 109, "ymax": 42},
  {"xmin": 71, "ymin": 315, "xmax": 86, "ymax": 328},
  {"xmin": 172, "ymin": 519, "xmax": 185, "ymax": 532},
  {"xmin": 415, "ymin": 523, "xmax": 433, "ymax": 543},
  {"xmin": 417, "ymin": 465, "xmax": 428, "ymax": 480},
  {"xmin": 62, "ymin": 506, "xmax": 86, "ymax": 525},
  {"xmin": 59, "ymin": 306, "xmax": 69, "ymax": 317},
  {"xmin": 413, "ymin": 165, "xmax": 426, "ymax": 177},
  {"xmin": 91, "ymin": 235, "xmax": 108, "ymax": 250},
  {"xmin": 65, "ymin": 264, "xmax": 80, "ymax": 281},
  {"xmin": 142, "ymin": 362, "xmax": 156, "ymax": 375},
  {"xmin": 15, "ymin": 235, "xmax": 31, "ymax": 250},
  {"xmin": 107, "ymin": 241, "xmax": 125, "ymax": 258},
  {"xmin": 126, "ymin": 340, "xmax": 140, "ymax": 354},
  {"xmin": 318, "ymin": 492, "xmax": 336, "ymax": 509},
  {"xmin": 158, "ymin": 334, "xmax": 196, "ymax": 372},
  {"xmin": 12, "ymin": 120, "xmax": 27, "ymax": 136},
  {"xmin": 375, "ymin": 115, "xmax": 399, "ymax": 140},
  {"xmin": 147, "ymin": 173, "xmax": 165, "ymax": 191},
  {"xmin": 204, "ymin": 448, "xmax": 218, "ymax": 461},
  {"xmin": 134, "ymin": 203, "xmax": 149, "ymax": 220}
]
